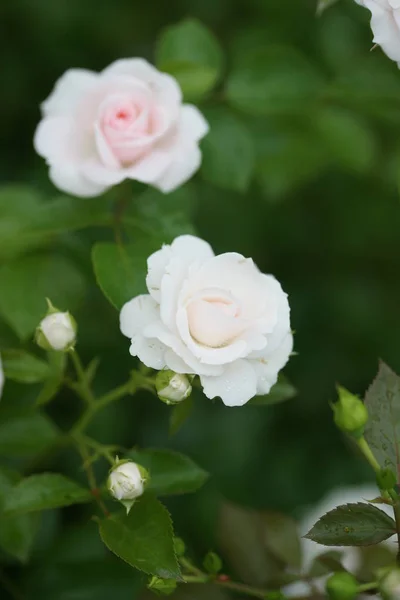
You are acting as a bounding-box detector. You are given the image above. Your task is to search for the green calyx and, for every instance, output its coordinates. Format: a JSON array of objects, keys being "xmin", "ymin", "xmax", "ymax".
[{"xmin": 332, "ymin": 386, "xmax": 368, "ymax": 438}]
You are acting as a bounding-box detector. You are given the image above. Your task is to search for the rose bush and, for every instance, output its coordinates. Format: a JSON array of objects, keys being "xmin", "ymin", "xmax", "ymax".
[
  {"xmin": 120, "ymin": 234, "xmax": 293, "ymax": 406},
  {"xmin": 355, "ymin": 0, "xmax": 400, "ymax": 65},
  {"xmin": 34, "ymin": 59, "xmax": 209, "ymax": 197}
]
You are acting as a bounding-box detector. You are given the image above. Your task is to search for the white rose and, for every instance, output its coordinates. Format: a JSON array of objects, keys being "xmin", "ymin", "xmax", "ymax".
[
  {"xmin": 0, "ymin": 355, "xmax": 4, "ymax": 400},
  {"xmin": 355, "ymin": 0, "xmax": 400, "ymax": 65},
  {"xmin": 34, "ymin": 59, "xmax": 209, "ymax": 197},
  {"xmin": 108, "ymin": 461, "xmax": 147, "ymax": 501},
  {"xmin": 120, "ymin": 235, "xmax": 293, "ymax": 407},
  {"xmin": 36, "ymin": 312, "xmax": 76, "ymax": 351}
]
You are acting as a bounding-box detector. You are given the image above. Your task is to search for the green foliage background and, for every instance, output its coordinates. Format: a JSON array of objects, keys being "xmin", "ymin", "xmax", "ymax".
[{"xmin": 2, "ymin": 0, "xmax": 400, "ymax": 596}]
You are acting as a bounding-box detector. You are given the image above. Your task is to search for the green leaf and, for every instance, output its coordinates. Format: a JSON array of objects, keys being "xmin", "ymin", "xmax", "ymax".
[
  {"xmin": 0, "ymin": 253, "xmax": 86, "ymax": 340},
  {"xmin": 364, "ymin": 361, "xmax": 400, "ymax": 481},
  {"xmin": 4, "ymin": 473, "xmax": 92, "ymax": 514},
  {"xmin": 127, "ymin": 448, "xmax": 208, "ymax": 496},
  {"xmin": 156, "ymin": 18, "xmax": 223, "ymax": 100},
  {"xmin": 201, "ymin": 109, "xmax": 255, "ymax": 192},
  {"xmin": 36, "ymin": 353, "xmax": 67, "ymax": 406},
  {"xmin": 0, "ymin": 412, "xmax": 59, "ymax": 457},
  {"xmin": 316, "ymin": 0, "xmax": 340, "ymax": 15},
  {"xmin": 2, "ymin": 350, "xmax": 51, "ymax": 384},
  {"xmin": 263, "ymin": 512, "xmax": 302, "ymax": 568},
  {"xmin": 99, "ymin": 495, "xmax": 180, "ymax": 578},
  {"xmin": 227, "ymin": 46, "xmax": 323, "ymax": 116},
  {"xmin": 169, "ymin": 396, "xmax": 194, "ymax": 436},
  {"xmin": 304, "ymin": 503, "xmax": 397, "ymax": 546},
  {"xmin": 249, "ymin": 375, "xmax": 297, "ymax": 406},
  {"xmin": 0, "ymin": 467, "xmax": 39, "ymax": 562},
  {"xmin": 314, "ymin": 108, "xmax": 376, "ymax": 174},
  {"xmin": 92, "ymin": 242, "xmax": 152, "ymax": 310},
  {"xmin": 309, "ymin": 551, "xmax": 345, "ymax": 578},
  {"xmin": 0, "ymin": 185, "xmax": 111, "ymax": 261}
]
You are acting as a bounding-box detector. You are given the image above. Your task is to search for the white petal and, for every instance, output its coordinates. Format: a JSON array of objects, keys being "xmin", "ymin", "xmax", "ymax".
[
  {"xmin": 103, "ymin": 58, "xmax": 182, "ymax": 108},
  {"xmin": 34, "ymin": 117, "xmax": 76, "ymax": 162},
  {"xmin": 251, "ymin": 333, "xmax": 294, "ymax": 396},
  {"xmin": 164, "ymin": 348, "xmax": 195, "ymax": 374},
  {"xmin": 129, "ymin": 335, "xmax": 167, "ymax": 370},
  {"xmin": 180, "ymin": 104, "xmax": 209, "ymax": 141},
  {"xmin": 49, "ymin": 165, "xmax": 107, "ymax": 198},
  {"xmin": 200, "ymin": 359, "xmax": 258, "ymax": 407},
  {"xmin": 41, "ymin": 69, "xmax": 98, "ymax": 116},
  {"xmin": 171, "ymin": 235, "xmax": 214, "ymax": 261},
  {"xmin": 146, "ymin": 246, "xmax": 172, "ymax": 302},
  {"xmin": 120, "ymin": 295, "xmax": 159, "ymax": 338},
  {"xmin": 363, "ymin": 0, "xmax": 400, "ymax": 62},
  {"xmin": 155, "ymin": 143, "xmax": 202, "ymax": 193},
  {"xmin": 127, "ymin": 149, "xmax": 172, "ymax": 184}
]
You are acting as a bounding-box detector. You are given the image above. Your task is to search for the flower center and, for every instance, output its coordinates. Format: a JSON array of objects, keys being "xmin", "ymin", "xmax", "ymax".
[{"xmin": 186, "ymin": 290, "xmax": 244, "ymax": 348}]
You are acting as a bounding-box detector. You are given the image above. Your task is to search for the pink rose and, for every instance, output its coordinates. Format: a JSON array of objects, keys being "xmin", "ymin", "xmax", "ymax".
[{"xmin": 34, "ymin": 59, "xmax": 209, "ymax": 197}]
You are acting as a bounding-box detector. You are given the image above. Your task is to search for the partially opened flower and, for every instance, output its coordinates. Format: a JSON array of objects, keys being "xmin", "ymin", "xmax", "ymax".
[
  {"xmin": 34, "ymin": 59, "xmax": 209, "ymax": 197},
  {"xmin": 355, "ymin": 0, "xmax": 400, "ymax": 65},
  {"xmin": 120, "ymin": 235, "xmax": 293, "ymax": 407}
]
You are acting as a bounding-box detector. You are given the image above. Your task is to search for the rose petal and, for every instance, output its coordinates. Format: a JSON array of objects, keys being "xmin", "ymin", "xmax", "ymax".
[
  {"xmin": 146, "ymin": 246, "xmax": 172, "ymax": 302},
  {"xmin": 200, "ymin": 359, "xmax": 258, "ymax": 407},
  {"xmin": 41, "ymin": 69, "xmax": 98, "ymax": 117},
  {"xmin": 155, "ymin": 143, "xmax": 202, "ymax": 193},
  {"xmin": 129, "ymin": 335, "xmax": 167, "ymax": 370},
  {"xmin": 120, "ymin": 295, "xmax": 159, "ymax": 338},
  {"xmin": 362, "ymin": 0, "xmax": 400, "ymax": 62},
  {"xmin": 49, "ymin": 165, "xmax": 107, "ymax": 198},
  {"xmin": 180, "ymin": 104, "xmax": 209, "ymax": 142},
  {"xmin": 250, "ymin": 333, "xmax": 294, "ymax": 395}
]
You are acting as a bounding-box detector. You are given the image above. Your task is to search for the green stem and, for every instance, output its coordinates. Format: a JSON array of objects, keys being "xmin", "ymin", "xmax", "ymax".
[
  {"xmin": 357, "ymin": 437, "xmax": 381, "ymax": 472},
  {"xmin": 72, "ymin": 382, "xmax": 131, "ymax": 434},
  {"xmin": 215, "ymin": 580, "xmax": 267, "ymax": 599},
  {"xmin": 179, "ymin": 557, "xmax": 205, "ymax": 578},
  {"xmin": 358, "ymin": 582, "xmax": 377, "ymax": 593},
  {"xmin": 184, "ymin": 575, "xmax": 209, "ymax": 584},
  {"xmin": 69, "ymin": 350, "xmax": 95, "ymax": 405}
]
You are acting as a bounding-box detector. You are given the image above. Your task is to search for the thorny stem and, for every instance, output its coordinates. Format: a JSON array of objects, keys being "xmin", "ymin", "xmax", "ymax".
[
  {"xmin": 69, "ymin": 350, "xmax": 95, "ymax": 405},
  {"xmin": 72, "ymin": 382, "xmax": 132, "ymax": 434},
  {"xmin": 75, "ymin": 440, "xmax": 109, "ymax": 517}
]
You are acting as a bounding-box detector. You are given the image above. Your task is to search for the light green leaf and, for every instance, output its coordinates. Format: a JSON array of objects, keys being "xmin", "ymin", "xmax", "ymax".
[
  {"xmin": 201, "ymin": 109, "xmax": 255, "ymax": 192},
  {"xmin": 0, "ymin": 412, "xmax": 59, "ymax": 457},
  {"xmin": 169, "ymin": 396, "xmax": 194, "ymax": 436},
  {"xmin": 314, "ymin": 108, "xmax": 376, "ymax": 173},
  {"xmin": 263, "ymin": 512, "xmax": 302, "ymax": 568},
  {"xmin": 0, "ymin": 253, "xmax": 86, "ymax": 340},
  {"xmin": 249, "ymin": 375, "xmax": 297, "ymax": 406},
  {"xmin": 156, "ymin": 18, "xmax": 223, "ymax": 100},
  {"xmin": 92, "ymin": 242, "xmax": 153, "ymax": 310},
  {"xmin": 2, "ymin": 350, "xmax": 51, "ymax": 384},
  {"xmin": 127, "ymin": 448, "xmax": 208, "ymax": 496},
  {"xmin": 0, "ymin": 467, "xmax": 39, "ymax": 562},
  {"xmin": 304, "ymin": 503, "xmax": 396, "ymax": 546},
  {"xmin": 99, "ymin": 495, "xmax": 180, "ymax": 578},
  {"xmin": 4, "ymin": 473, "xmax": 92, "ymax": 514},
  {"xmin": 227, "ymin": 46, "xmax": 323, "ymax": 116},
  {"xmin": 364, "ymin": 361, "xmax": 400, "ymax": 481}
]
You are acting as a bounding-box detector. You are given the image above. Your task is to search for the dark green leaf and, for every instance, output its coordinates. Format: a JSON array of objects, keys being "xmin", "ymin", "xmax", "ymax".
[
  {"xmin": 92, "ymin": 242, "xmax": 152, "ymax": 310},
  {"xmin": 0, "ymin": 185, "xmax": 111, "ymax": 261},
  {"xmin": 263, "ymin": 512, "xmax": 302, "ymax": 568},
  {"xmin": 169, "ymin": 396, "xmax": 194, "ymax": 436},
  {"xmin": 250, "ymin": 375, "xmax": 297, "ymax": 406},
  {"xmin": 0, "ymin": 253, "xmax": 86, "ymax": 340},
  {"xmin": 0, "ymin": 467, "xmax": 39, "ymax": 562},
  {"xmin": 127, "ymin": 448, "xmax": 208, "ymax": 496},
  {"xmin": 364, "ymin": 361, "xmax": 400, "ymax": 481},
  {"xmin": 227, "ymin": 46, "xmax": 323, "ymax": 116},
  {"xmin": 2, "ymin": 350, "xmax": 51, "ymax": 384},
  {"xmin": 201, "ymin": 109, "xmax": 255, "ymax": 192},
  {"xmin": 99, "ymin": 495, "xmax": 180, "ymax": 578},
  {"xmin": 308, "ymin": 551, "xmax": 345, "ymax": 577},
  {"xmin": 36, "ymin": 353, "xmax": 67, "ymax": 406},
  {"xmin": 0, "ymin": 412, "xmax": 59, "ymax": 457},
  {"xmin": 156, "ymin": 18, "xmax": 223, "ymax": 100},
  {"xmin": 304, "ymin": 502, "xmax": 396, "ymax": 546},
  {"xmin": 4, "ymin": 473, "xmax": 92, "ymax": 514},
  {"xmin": 316, "ymin": 0, "xmax": 340, "ymax": 15}
]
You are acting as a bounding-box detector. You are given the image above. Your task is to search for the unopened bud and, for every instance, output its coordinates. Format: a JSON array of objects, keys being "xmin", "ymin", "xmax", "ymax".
[
  {"xmin": 376, "ymin": 468, "xmax": 397, "ymax": 492},
  {"xmin": 203, "ymin": 551, "xmax": 222, "ymax": 574},
  {"xmin": 326, "ymin": 572, "xmax": 359, "ymax": 600},
  {"xmin": 155, "ymin": 370, "xmax": 192, "ymax": 405},
  {"xmin": 332, "ymin": 387, "xmax": 368, "ymax": 438},
  {"xmin": 380, "ymin": 568, "xmax": 400, "ymax": 600},
  {"xmin": 107, "ymin": 459, "xmax": 149, "ymax": 514},
  {"xmin": 173, "ymin": 537, "xmax": 186, "ymax": 557},
  {"xmin": 36, "ymin": 300, "xmax": 76, "ymax": 352},
  {"xmin": 147, "ymin": 576, "xmax": 177, "ymax": 596}
]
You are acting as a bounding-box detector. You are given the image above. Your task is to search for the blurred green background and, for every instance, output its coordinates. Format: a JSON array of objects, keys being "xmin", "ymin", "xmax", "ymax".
[{"xmin": 2, "ymin": 0, "xmax": 400, "ymax": 597}]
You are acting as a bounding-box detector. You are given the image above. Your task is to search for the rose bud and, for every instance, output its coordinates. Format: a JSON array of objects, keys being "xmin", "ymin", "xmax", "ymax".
[
  {"xmin": 155, "ymin": 370, "xmax": 192, "ymax": 405},
  {"xmin": 35, "ymin": 300, "xmax": 77, "ymax": 352},
  {"xmin": 332, "ymin": 386, "xmax": 368, "ymax": 439},
  {"xmin": 107, "ymin": 460, "xmax": 149, "ymax": 514}
]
